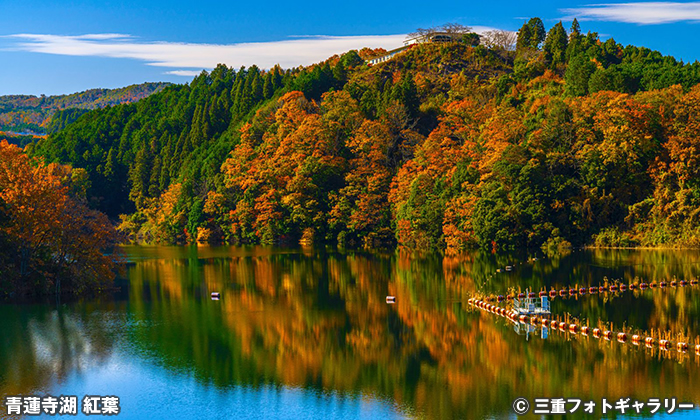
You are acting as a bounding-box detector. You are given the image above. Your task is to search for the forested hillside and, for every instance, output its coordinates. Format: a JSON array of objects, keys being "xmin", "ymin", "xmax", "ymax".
[
  {"xmin": 0, "ymin": 82, "xmax": 169, "ymax": 134},
  {"xmin": 31, "ymin": 19, "xmax": 700, "ymax": 251}
]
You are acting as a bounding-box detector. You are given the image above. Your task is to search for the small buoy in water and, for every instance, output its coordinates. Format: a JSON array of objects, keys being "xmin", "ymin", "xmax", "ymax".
[
  {"xmin": 550, "ymin": 320, "xmax": 558, "ymax": 328},
  {"xmin": 617, "ymin": 333, "xmax": 627, "ymax": 343},
  {"xmin": 569, "ymin": 324, "xmax": 578, "ymax": 334},
  {"xmin": 680, "ymin": 280, "xmax": 688, "ymax": 286},
  {"xmin": 496, "ymin": 269, "xmax": 502, "ymax": 273},
  {"xmin": 530, "ymin": 316, "xmax": 539, "ymax": 325},
  {"xmin": 559, "ymin": 289, "xmax": 567, "ymax": 296},
  {"xmin": 659, "ymin": 339, "xmax": 671, "ymax": 350},
  {"xmin": 528, "ymin": 292, "xmax": 537, "ymax": 298},
  {"xmin": 211, "ymin": 292, "xmax": 220, "ymax": 300},
  {"xmin": 569, "ymin": 288, "xmax": 577, "ymax": 295},
  {"xmin": 603, "ymin": 331, "xmax": 613, "ymax": 340},
  {"xmin": 620, "ymin": 284, "xmax": 627, "ymax": 291},
  {"xmin": 581, "ymin": 326, "xmax": 590, "ymax": 336},
  {"xmin": 549, "ymin": 290, "xmax": 557, "ymax": 298},
  {"xmin": 539, "ymin": 291, "xmax": 547, "ymax": 297},
  {"xmin": 677, "ymin": 342, "xmax": 688, "ymax": 353},
  {"xmin": 599, "ymin": 286, "xmax": 607, "ymax": 293},
  {"xmin": 671, "ymin": 280, "xmax": 678, "ymax": 287},
  {"xmin": 696, "ymin": 344, "xmax": 700, "ymax": 355},
  {"xmin": 650, "ymin": 282, "xmax": 657, "ymax": 288},
  {"xmin": 519, "ymin": 315, "xmax": 529, "ymax": 323},
  {"xmin": 386, "ymin": 296, "xmax": 396, "ymax": 304},
  {"xmin": 593, "ymin": 328, "xmax": 602, "ymax": 338},
  {"xmin": 691, "ymin": 279, "xmax": 699, "ymax": 285},
  {"xmin": 507, "ymin": 294, "xmax": 514, "ymax": 300},
  {"xmin": 497, "ymin": 295, "xmax": 505, "ymax": 302},
  {"xmin": 579, "ymin": 287, "xmax": 587, "ymax": 295},
  {"xmin": 660, "ymin": 281, "xmax": 667, "ymax": 288},
  {"xmin": 640, "ymin": 283, "xmax": 649, "ymax": 289},
  {"xmin": 559, "ymin": 322, "xmax": 566, "ymax": 331},
  {"xmin": 609, "ymin": 285, "xmax": 618, "ymax": 292},
  {"xmin": 632, "ymin": 335, "xmax": 641, "ymax": 345},
  {"xmin": 541, "ymin": 318, "xmax": 548, "ymax": 326},
  {"xmin": 589, "ymin": 287, "xmax": 598, "ymax": 294},
  {"xmin": 629, "ymin": 283, "xmax": 637, "ymax": 290},
  {"xmin": 645, "ymin": 337, "xmax": 655, "ymax": 347},
  {"xmin": 506, "ymin": 266, "xmax": 513, "ymax": 271}
]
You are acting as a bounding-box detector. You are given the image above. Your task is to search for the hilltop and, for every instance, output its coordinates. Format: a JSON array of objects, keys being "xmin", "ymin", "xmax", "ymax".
[
  {"xmin": 29, "ymin": 20, "xmax": 700, "ymax": 252},
  {"xmin": 0, "ymin": 82, "xmax": 171, "ymax": 136}
]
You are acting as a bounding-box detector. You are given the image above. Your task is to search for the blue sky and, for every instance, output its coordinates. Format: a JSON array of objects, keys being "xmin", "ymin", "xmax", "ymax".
[{"xmin": 2, "ymin": 0, "xmax": 700, "ymax": 95}]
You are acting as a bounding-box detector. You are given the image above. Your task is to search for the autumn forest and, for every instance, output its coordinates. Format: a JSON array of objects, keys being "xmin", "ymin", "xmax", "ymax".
[{"xmin": 4, "ymin": 18, "xmax": 700, "ymax": 295}]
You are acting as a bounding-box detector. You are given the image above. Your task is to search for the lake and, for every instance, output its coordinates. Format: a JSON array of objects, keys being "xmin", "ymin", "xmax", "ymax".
[{"xmin": 1, "ymin": 246, "xmax": 700, "ymax": 419}]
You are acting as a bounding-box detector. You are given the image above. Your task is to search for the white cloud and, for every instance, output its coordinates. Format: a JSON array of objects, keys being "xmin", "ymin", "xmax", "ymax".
[
  {"xmin": 6, "ymin": 27, "xmax": 499, "ymax": 74},
  {"xmin": 562, "ymin": 2, "xmax": 700, "ymax": 24},
  {"xmin": 165, "ymin": 70, "xmax": 204, "ymax": 77}
]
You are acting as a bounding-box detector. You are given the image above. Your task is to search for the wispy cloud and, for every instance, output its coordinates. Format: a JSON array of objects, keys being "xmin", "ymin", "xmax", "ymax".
[
  {"xmin": 165, "ymin": 70, "xmax": 203, "ymax": 77},
  {"xmin": 5, "ymin": 33, "xmax": 409, "ymax": 74},
  {"xmin": 562, "ymin": 2, "xmax": 700, "ymax": 24},
  {"xmin": 5, "ymin": 28, "xmax": 498, "ymax": 75}
]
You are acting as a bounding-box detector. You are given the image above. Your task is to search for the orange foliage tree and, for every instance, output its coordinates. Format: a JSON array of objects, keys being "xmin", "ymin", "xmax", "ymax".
[{"xmin": 0, "ymin": 140, "xmax": 120, "ymax": 296}]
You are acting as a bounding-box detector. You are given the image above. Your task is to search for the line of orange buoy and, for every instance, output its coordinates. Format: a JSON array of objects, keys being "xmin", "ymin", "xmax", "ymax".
[
  {"xmin": 468, "ymin": 297, "xmax": 699, "ymax": 356},
  {"xmin": 479, "ymin": 278, "xmax": 699, "ymax": 303},
  {"xmin": 545, "ymin": 318, "xmax": 697, "ymax": 355}
]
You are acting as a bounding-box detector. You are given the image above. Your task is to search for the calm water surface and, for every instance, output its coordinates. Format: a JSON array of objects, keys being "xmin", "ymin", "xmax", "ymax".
[{"xmin": 2, "ymin": 246, "xmax": 700, "ymax": 419}]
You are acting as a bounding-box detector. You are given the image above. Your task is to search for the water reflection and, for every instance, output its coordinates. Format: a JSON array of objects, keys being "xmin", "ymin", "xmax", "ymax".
[{"xmin": 1, "ymin": 246, "xmax": 699, "ymax": 419}]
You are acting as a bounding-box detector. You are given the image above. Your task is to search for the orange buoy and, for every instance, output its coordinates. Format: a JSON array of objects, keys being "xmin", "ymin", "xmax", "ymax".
[
  {"xmin": 589, "ymin": 287, "xmax": 598, "ymax": 294},
  {"xmin": 691, "ymin": 279, "xmax": 698, "ymax": 285},
  {"xmin": 549, "ymin": 290, "xmax": 557, "ymax": 298},
  {"xmin": 660, "ymin": 281, "xmax": 667, "ymax": 288},
  {"xmin": 569, "ymin": 324, "xmax": 578, "ymax": 333},
  {"xmin": 541, "ymin": 318, "xmax": 549, "ymax": 326},
  {"xmin": 581, "ymin": 326, "xmax": 590, "ymax": 335},
  {"xmin": 659, "ymin": 339, "xmax": 671, "ymax": 350},
  {"xmin": 530, "ymin": 316, "xmax": 539, "ymax": 325},
  {"xmin": 640, "ymin": 283, "xmax": 649, "ymax": 289},
  {"xmin": 696, "ymin": 344, "xmax": 700, "ymax": 355},
  {"xmin": 579, "ymin": 287, "xmax": 587, "ymax": 295},
  {"xmin": 497, "ymin": 295, "xmax": 505, "ymax": 302},
  {"xmin": 569, "ymin": 288, "xmax": 577, "ymax": 295},
  {"xmin": 677, "ymin": 342, "xmax": 688, "ymax": 352},
  {"xmin": 680, "ymin": 280, "xmax": 688, "ymax": 286},
  {"xmin": 632, "ymin": 334, "xmax": 641, "ymax": 345},
  {"xmin": 650, "ymin": 282, "xmax": 657, "ymax": 288},
  {"xmin": 629, "ymin": 283, "xmax": 636, "ymax": 290},
  {"xmin": 619, "ymin": 284, "xmax": 627, "ymax": 291},
  {"xmin": 671, "ymin": 280, "xmax": 678, "ymax": 287},
  {"xmin": 593, "ymin": 328, "xmax": 602, "ymax": 338},
  {"xmin": 519, "ymin": 315, "xmax": 529, "ymax": 323},
  {"xmin": 550, "ymin": 320, "xmax": 558, "ymax": 328},
  {"xmin": 603, "ymin": 331, "xmax": 613, "ymax": 340},
  {"xmin": 559, "ymin": 322, "xmax": 566, "ymax": 331},
  {"xmin": 599, "ymin": 286, "xmax": 607, "ymax": 293},
  {"xmin": 386, "ymin": 296, "xmax": 396, "ymax": 304},
  {"xmin": 506, "ymin": 294, "xmax": 514, "ymax": 300},
  {"xmin": 645, "ymin": 337, "xmax": 655, "ymax": 347},
  {"xmin": 617, "ymin": 333, "xmax": 627, "ymax": 343},
  {"xmin": 211, "ymin": 292, "xmax": 220, "ymax": 300},
  {"xmin": 609, "ymin": 285, "xmax": 618, "ymax": 292},
  {"xmin": 528, "ymin": 292, "xmax": 537, "ymax": 298},
  {"xmin": 539, "ymin": 291, "xmax": 547, "ymax": 297}
]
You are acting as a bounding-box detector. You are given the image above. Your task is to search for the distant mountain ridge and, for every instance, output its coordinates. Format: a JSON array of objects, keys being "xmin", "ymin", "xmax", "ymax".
[{"xmin": 0, "ymin": 82, "xmax": 171, "ymax": 135}]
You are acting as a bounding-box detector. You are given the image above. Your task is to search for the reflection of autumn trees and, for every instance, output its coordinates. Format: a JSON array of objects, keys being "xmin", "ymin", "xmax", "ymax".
[
  {"xmin": 0, "ymin": 307, "xmax": 116, "ymax": 399},
  {"xmin": 122, "ymin": 247, "xmax": 700, "ymax": 419}
]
